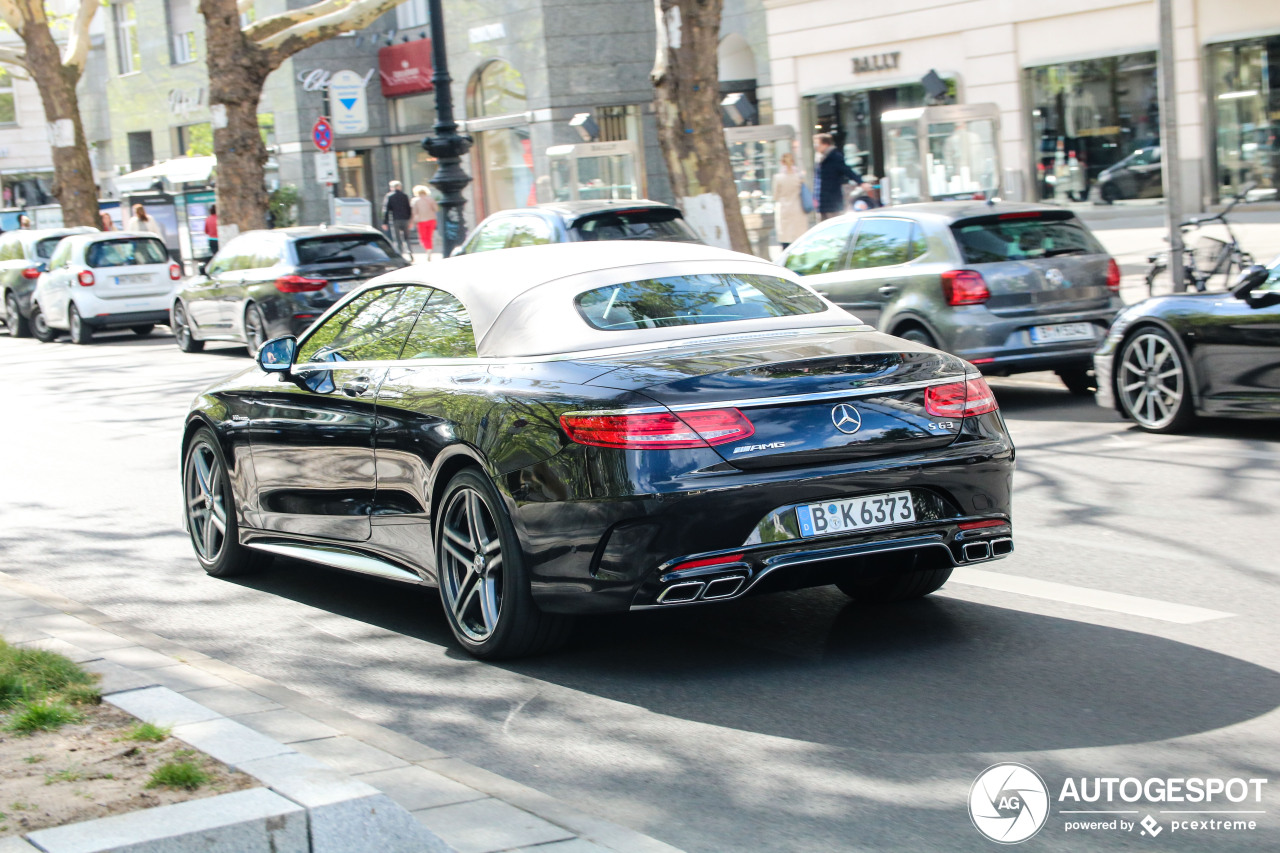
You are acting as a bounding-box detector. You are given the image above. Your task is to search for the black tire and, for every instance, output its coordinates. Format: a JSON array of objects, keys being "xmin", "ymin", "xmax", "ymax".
[
  {"xmin": 895, "ymin": 325, "xmax": 938, "ymax": 348},
  {"xmin": 68, "ymin": 304, "xmax": 93, "ymax": 345},
  {"xmin": 434, "ymin": 468, "xmax": 572, "ymax": 659},
  {"xmin": 131, "ymin": 324, "xmax": 154, "ymax": 337},
  {"xmin": 1115, "ymin": 326, "xmax": 1196, "ymax": 433},
  {"xmin": 836, "ymin": 565, "xmax": 953, "ymax": 603},
  {"xmin": 1100, "ymin": 182, "xmax": 1119, "ymax": 204},
  {"xmin": 182, "ymin": 427, "xmax": 271, "ymax": 578},
  {"xmin": 171, "ymin": 302, "xmax": 205, "ymax": 353},
  {"xmin": 30, "ymin": 303, "xmax": 58, "ymax": 342},
  {"xmin": 244, "ymin": 303, "xmax": 267, "ymax": 355},
  {"xmin": 5, "ymin": 292, "xmax": 31, "ymax": 338},
  {"xmin": 1056, "ymin": 366, "xmax": 1096, "ymax": 396}
]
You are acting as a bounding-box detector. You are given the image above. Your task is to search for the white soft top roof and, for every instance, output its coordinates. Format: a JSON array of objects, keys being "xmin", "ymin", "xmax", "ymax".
[{"xmin": 372, "ymin": 241, "xmax": 857, "ymax": 358}]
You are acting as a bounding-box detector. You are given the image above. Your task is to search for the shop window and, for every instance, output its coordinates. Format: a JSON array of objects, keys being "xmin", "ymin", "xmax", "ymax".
[
  {"xmin": 113, "ymin": 0, "xmax": 141, "ymax": 75},
  {"xmin": 1026, "ymin": 52, "xmax": 1160, "ymax": 204},
  {"xmin": 1209, "ymin": 36, "xmax": 1280, "ymax": 202},
  {"xmin": 396, "ymin": 0, "xmax": 428, "ymax": 30},
  {"xmin": 0, "ymin": 68, "xmax": 14, "ymax": 125},
  {"xmin": 468, "ymin": 60, "xmax": 535, "ymax": 216},
  {"xmin": 393, "ymin": 93, "xmax": 435, "ymax": 133}
]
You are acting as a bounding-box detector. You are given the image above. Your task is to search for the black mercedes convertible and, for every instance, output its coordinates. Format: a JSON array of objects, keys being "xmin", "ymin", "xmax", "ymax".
[{"xmin": 182, "ymin": 242, "xmax": 1015, "ymax": 658}]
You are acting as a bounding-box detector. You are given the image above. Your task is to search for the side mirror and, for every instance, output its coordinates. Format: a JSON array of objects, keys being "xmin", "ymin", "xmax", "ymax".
[
  {"xmin": 257, "ymin": 335, "xmax": 297, "ymax": 373},
  {"xmin": 1229, "ymin": 264, "xmax": 1269, "ymax": 299}
]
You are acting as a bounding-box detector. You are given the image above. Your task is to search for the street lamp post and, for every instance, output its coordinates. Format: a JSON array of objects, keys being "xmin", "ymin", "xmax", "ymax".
[{"xmin": 422, "ymin": 0, "xmax": 472, "ymax": 257}]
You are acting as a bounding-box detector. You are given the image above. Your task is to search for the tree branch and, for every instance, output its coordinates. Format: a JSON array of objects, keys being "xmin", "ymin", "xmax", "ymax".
[
  {"xmin": 248, "ymin": 0, "xmax": 404, "ymax": 62},
  {"xmin": 0, "ymin": 44, "xmax": 29, "ymax": 76},
  {"xmin": 0, "ymin": 0, "xmax": 27, "ymax": 34},
  {"xmin": 60, "ymin": 0, "xmax": 97, "ymax": 75}
]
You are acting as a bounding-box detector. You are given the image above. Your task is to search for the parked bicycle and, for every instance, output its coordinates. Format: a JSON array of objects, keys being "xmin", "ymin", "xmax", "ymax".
[{"xmin": 1144, "ymin": 181, "xmax": 1255, "ymax": 295}]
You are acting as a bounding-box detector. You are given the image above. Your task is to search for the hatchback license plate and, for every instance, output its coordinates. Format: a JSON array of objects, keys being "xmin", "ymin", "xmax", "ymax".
[
  {"xmin": 334, "ymin": 280, "xmax": 362, "ymax": 293},
  {"xmin": 1030, "ymin": 322, "xmax": 1094, "ymax": 344},
  {"xmin": 114, "ymin": 274, "xmax": 152, "ymax": 285},
  {"xmin": 795, "ymin": 491, "xmax": 915, "ymax": 538}
]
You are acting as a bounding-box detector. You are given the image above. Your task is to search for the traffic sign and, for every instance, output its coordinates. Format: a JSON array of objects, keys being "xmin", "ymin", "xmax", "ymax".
[
  {"xmin": 329, "ymin": 70, "xmax": 370, "ymax": 135},
  {"xmin": 312, "ymin": 117, "xmax": 333, "ymax": 152}
]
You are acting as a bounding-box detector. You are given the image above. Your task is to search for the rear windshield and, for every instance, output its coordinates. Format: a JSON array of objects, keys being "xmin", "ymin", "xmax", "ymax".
[
  {"xmin": 295, "ymin": 234, "xmax": 399, "ymax": 265},
  {"xmin": 951, "ymin": 214, "xmax": 1105, "ymax": 264},
  {"xmin": 85, "ymin": 238, "xmax": 169, "ymax": 268},
  {"xmin": 575, "ymin": 273, "xmax": 825, "ymax": 331},
  {"xmin": 35, "ymin": 237, "xmax": 64, "ymax": 260},
  {"xmin": 571, "ymin": 209, "xmax": 700, "ymax": 243}
]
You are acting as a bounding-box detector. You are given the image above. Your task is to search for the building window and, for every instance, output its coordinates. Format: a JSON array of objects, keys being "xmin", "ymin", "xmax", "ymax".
[
  {"xmin": 167, "ymin": 0, "xmax": 198, "ymax": 64},
  {"xmin": 114, "ymin": 0, "xmax": 141, "ymax": 74},
  {"xmin": 468, "ymin": 60, "xmax": 535, "ymax": 216},
  {"xmin": 395, "ymin": 0, "xmax": 428, "ymax": 30},
  {"xmin": 177, "ymin": 123, "xmax": 212, "ymax": 156},
  {"xmin": 1025, "ymin": 52, "xmax": 1160, "ymax": 204},
  {"xmin": 127, "ymin": 130, "xmax": 154, "ymax": 172},
  {"xmin": 0, "ymin": 67, "xmax": 15, "ymax": 125},
  {"xmin": 173, "ymin": 32, "xmax": 196, "ymax": 63},
  {"xmin": 392, "ymin": 93, "xmax": 435, "ymax": 133},
  {"xmin": 1208, "ymin": 36, "xmax": 1280, "ymax": 202}
]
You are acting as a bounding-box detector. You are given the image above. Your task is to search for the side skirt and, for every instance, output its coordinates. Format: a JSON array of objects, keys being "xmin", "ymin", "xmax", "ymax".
[{"xmin": 243, "ymin": 539, "xmax": 426, "ymax": 585}]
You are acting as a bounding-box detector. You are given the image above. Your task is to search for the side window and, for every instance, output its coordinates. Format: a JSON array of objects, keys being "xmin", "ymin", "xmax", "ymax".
[
  {"xmin": 507, "ymin": 216, "xmax": 553, "ymax": 248},
  {"xmin": 469, "ymin": 219, "xmax": 516, "ymax": 253},
  {"xmin": 400, "ymin": 290, "xmax": 477, "ymax": 359},
  {"xmin": 0, "ymin": 234, "xmax": 20, "ymax": 261},
  {"xmin": 49, "ymin": 240, "xmax": 73, "ymax": 270},
  {"xmin": 297, "ymin": 286, "xmax": 429, "ymax": 363},
  {"xmin": 783, "ymin": 222, "xmax": 855, "ymax": 276},
  {"xmin": 848, "ymin": 218, "xmax": 914, "ymax": 269},
  {"xmin": 207, "ymin": 236, "xmax": 247, "ymax": 275}
]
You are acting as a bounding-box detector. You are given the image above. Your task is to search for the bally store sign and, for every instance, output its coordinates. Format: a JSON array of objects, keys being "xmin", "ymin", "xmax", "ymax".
[
  {"xmin": 852, "ymin": 51, "xmax": 902, "ymax": 74},
  {"xmin": 378, "ymin": 39, "xmax": 434, "ymax": 97}
]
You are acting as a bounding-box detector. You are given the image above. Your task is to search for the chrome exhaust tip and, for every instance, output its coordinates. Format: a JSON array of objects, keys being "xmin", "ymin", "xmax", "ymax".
[
  {"xmin": 962, "ymin": 541, "xmax": 992, "ymax": 562},
  {"xmin": 656, "ymin": 581, "xmax": 705, "ymax": 604},
  {"xmin": 990, "ymin": 537, "xmax": 1014, "ymax": 557},
  {"xmin": 701, "ymin": 575, "xmax": 746, "ymax": 600}
]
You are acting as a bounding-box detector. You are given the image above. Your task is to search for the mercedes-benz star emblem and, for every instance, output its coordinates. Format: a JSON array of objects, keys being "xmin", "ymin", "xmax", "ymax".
[
  {"xmin": 831, "ymin": 403, "xmax": 862, "ymax": 434},
  {"xmin": 352, "ymin": 267, "xmax": 361, "ymax": 276}
]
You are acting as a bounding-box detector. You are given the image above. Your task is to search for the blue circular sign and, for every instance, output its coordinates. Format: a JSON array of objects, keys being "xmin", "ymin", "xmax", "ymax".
[{"xmin": 312, "ymin": 117, "xmax": 333, "ymax": 152}]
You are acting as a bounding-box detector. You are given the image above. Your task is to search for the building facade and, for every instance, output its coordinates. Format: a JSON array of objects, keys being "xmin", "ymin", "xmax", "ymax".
[{"xmin": 764, "ymin": 0, "xmax": 1280, "ymax": 208}]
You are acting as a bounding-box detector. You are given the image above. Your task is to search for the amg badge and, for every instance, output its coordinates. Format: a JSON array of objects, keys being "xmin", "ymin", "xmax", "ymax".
[{"xmin": 733, "ymin": 441, "xmax": 790, "ymax": 454}]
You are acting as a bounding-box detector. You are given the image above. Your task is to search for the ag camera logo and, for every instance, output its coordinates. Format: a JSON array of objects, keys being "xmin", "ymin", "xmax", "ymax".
[{"xmin": 969, "ymin": 763, "xmax": 1050, "ymax": 844}]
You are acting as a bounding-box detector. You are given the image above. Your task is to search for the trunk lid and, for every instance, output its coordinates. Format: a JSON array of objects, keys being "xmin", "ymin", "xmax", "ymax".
[
  {"xmin": 950, "ymin": 211, "xmax": 1114, "ymax": 315},
  {"xmin": 585, "ymin": 329, "xmax": 971, "ymax": 469},
  {"xmin": 292, "ymin": 234, "xmax": 408, "ymax": 296},
  {"xmin": 83, "ymin": 236, "xmax": 173, "ymax": 300}
]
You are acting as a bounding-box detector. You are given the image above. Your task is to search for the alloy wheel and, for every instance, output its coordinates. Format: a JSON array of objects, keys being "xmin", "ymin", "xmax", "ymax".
[
  {"xmin": 185, "ymin": 441, "xmax": 228, "ymax": 564},
  {"xmin": 1118, "ymin": 332, "xmax": 1185, "ymax": 430},
  {"xmin": 244, "ymin": 305, "xmax": 266, "ymax": 353},
  {"xmin": 173, "ymin": 305, "xmax": 191, "ymax": 346},
  {"xmin": 439, "ymin": 487, "xmax": 504, "ymax": 643}
]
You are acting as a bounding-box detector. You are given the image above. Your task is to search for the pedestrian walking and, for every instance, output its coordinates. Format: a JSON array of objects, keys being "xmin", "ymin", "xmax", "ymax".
[
  {"xmin": 204, "ymin": 203, "xmax": 219, "ymax": 255},
  {"xmin": 411, "ymin": 185, "xmax": 438, "ymax": 259},
  {"xmin": 772, "ymin": 152, "xmax": 808, "ymax": 250},
  {"xmin": 99, "ymin": 212, "xmax": 114, "ymax": 231},
  {"xmin": 125, "ymin": 204, "xmax": 164, "ymax": 239},
  {"xmin": 812, "ymin": 133, "xmax": 862, "ymax": 220},
  {"xmin": 382, "ymin": 181, "xmax": 412, "ymax": 255}
]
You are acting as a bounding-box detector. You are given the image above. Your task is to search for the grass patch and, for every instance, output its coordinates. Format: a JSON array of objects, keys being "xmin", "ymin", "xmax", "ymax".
[
  {"xmin": 122, "ymin": 722, "xmax": 170, "ymax": 743},
  {"xmin": 23, "ymin": 754, "xmax": 46, "ymax": 764},
  {"xmin": 145, "ymin": 760, "xmax": 210, "ymax": 791},
  {"xmin": 5, "ymin": 701, "xmax": 83, "ymax": 734},
  {"xmin": 45, "ymin": 767, "xmax": 83, "ymax": 785},
  {"xmin": 0, "ymin": 638, "xmax": 96, "ymax": 712}
]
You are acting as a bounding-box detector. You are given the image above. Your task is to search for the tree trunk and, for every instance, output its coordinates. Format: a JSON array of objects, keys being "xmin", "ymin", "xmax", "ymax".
[
  {"xmin": 200, "ymin": 0, "xmax": 272, "ymax": 233},
  {"xmin": 22, "ymin": 20, "xmax": 97, "ymax": 227},
  {"xmin": 651, "ymin": 0, "xmax": 749, "ymax": 254}
]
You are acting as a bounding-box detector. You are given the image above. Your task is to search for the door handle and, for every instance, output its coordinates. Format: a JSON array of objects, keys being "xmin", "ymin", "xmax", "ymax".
[
  {"xmin": 341, "ymin": 377, "xmax": 370, "ymax": 397},
  {"xmin": 878, "ymin": 284, "xmax": 899, "ymax": 297}
]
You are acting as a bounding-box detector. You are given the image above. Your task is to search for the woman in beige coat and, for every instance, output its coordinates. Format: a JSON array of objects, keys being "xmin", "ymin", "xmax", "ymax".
[
  {"xmin": 772, "ymin": 152, "xmax": 809, "ymax": 249},
  {"xmin": 411, "ymin": 185, "xmax": 438, "ymax": 258}
]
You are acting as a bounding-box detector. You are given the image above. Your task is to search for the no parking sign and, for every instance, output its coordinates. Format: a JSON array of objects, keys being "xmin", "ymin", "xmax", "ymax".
[{"xmin": 312, "ymin": 117, "xmax": 333, "ymax": 152}]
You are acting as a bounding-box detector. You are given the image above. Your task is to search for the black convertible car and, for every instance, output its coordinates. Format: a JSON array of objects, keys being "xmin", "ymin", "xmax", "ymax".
[
  {"xmin": 183, "ymin": 242, "xmax": 1016, "ymax": 658},
  {"xmin": 1094, "ymin": 259, "xmax": 1280, "ymax": 431}
]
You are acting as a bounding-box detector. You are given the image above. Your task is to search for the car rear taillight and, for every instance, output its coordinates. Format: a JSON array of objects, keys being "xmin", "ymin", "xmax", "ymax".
[
  {"xmin": 1105, "ymin": 258, "xmax": 1121, "ymax": 294},
  {"xmin": 924, "ymin": 377, "xmax": 999, "ymax": 418},
  {"xmin": 169, "ymin": 263, "xmax": 181, "ymax": 281},
  {"xmin": 21, "ymin": 266, "xmax": 40, "ymax": 279},
  {"xmin": 560, "ymin": 408, "xmax": 755, "ymax": 449},
  {"xmin": 77, "ymin": 270, "xmax": 94, "ymax": 287},
  {"xmin": 958, "ymin": 519, "xmax": 1008, "ymax": 530},
  {"xmin": 275, "ymin": 275, "xmax": 328, "ymax": 293},
  {"xmin": 941, "ymin": 269, "xmax": 990, "ymax": 305},
  {"xmin": 669, "ymin": 553, "xmax": 746, "ymax": 572}
]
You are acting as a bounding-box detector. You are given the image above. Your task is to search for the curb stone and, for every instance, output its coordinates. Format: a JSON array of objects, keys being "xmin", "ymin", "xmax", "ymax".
[{"xmin": 0, "ymin": 570, "xmax": 684, "ymax": 853}]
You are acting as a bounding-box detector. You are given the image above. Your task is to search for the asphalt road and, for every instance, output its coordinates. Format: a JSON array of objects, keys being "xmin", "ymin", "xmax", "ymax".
[{"xmin": 2, "ymin": 328, "xmax": 1279, "ymax": 852}]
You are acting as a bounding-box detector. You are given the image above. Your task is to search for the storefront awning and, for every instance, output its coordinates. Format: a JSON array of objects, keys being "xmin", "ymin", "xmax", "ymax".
[{"xmin": 114, "ymin": 156, "xmax": 217, "ymax": 193}]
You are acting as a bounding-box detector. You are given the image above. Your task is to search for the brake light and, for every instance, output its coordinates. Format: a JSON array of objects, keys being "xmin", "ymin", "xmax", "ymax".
[
  {"xmin": 21, "ymin": 266, "xmax": 40, "ymax": 279},
  {"xmin": 958, "ymin": 519, "xmax": 1008, "ymax": 530},
  {"xmin": 1105, "ymin": 258, "xmax": 1121, "ymax": 293},
  {"xmin": 670, "ymin": 552, "xmax": 746, "ymax": 572},
  {"xmin": 77, "ymin": 270, "xmax": 94, "ymax": 287},
  {"xmin": 169, "ymin": 263, "xmax": 181, "ymax": 281},
  {"xmin": 997, "ymin": 211, "xmax": 1041, "ymax": 220},
  {"xmin": 924, "ymin": 377, "xmax": 999, "ymax": 418},
  {"xmin": 941, "ymin": 269, "xmax": 990, "ymax": 305},
  {"xmin": 275, "ymin": 275, "xmax": 328, "ymax": 293},
  {"xmin": 560, "ymin": 408, "xmax": 754, "ymax": 449}
]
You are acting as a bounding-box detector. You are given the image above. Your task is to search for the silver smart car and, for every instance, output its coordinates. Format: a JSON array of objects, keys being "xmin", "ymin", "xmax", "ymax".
[{"xmin": 779, "ymin": 202, "xmax": 1124, "ymax": 394}]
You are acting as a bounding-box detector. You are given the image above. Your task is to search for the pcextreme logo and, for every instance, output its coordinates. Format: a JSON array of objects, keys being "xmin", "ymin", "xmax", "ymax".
[{"xmin": 968, "ymin": 764, "xmax": 1269, "ymax": 844}]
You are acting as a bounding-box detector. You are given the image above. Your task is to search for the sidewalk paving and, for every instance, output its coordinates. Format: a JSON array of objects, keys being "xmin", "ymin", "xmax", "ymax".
[{"xmin": 0, "ymin": 570, "xmax": 683, "ymax": 853}]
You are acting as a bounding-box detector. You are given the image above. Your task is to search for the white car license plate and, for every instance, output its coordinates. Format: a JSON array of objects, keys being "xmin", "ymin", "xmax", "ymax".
[
  {"xmin": 334, "ymin": 280, "xmax": 361, "ymax": 293},
  {"xmin": 795, "ymin": 491, "xmax": 915, "ymax": 538},
  {"xmin": 1029, "ymin": 322, "xmax": 1095, "ymax": 344},
  {"xmin": 114, "ymin": 274, "xmax": 152, "ymax": 285}
]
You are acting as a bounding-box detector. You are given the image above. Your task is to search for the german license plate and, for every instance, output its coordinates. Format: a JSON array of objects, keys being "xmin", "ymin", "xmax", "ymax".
[
  {"xmin": 1029, "ymin": 322, "xmax": 1095, "ymax": 344},
  {"xmin": 114, "ymin": 274, "xmax": 152, "ymax": 285},
  {"xmin": 795, "ymin": 491, "xmax": 915, "ymax": 538},
  {"xmin": 334, "ymin": 280, "xmax": 362, "ymax": 293}
]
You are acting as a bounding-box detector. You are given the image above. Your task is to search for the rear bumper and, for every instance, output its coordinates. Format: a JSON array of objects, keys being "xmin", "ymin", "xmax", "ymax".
[
  {"xmin": 82, "ymin": 309, "xmax": 170, "ymax": 330},
  {"xmin": 945, "ymin": 305, "xmax": 1120, "ymax": 375}
]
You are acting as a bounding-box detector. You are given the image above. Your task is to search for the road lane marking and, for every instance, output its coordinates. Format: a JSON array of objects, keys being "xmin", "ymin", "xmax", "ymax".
[{"xmin": 949, "ymin": 568, "xmax": 1234, "ymax": 624}]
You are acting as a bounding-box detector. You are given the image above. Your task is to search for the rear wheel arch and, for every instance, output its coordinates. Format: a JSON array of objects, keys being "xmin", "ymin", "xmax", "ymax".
[
  {"xmin": 427, "ymin": 446, "xmax": 502, "ymax": 521},
  {"xmin": 889, "ymin": 316, "xmax": 942, "ymax": 347}
]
